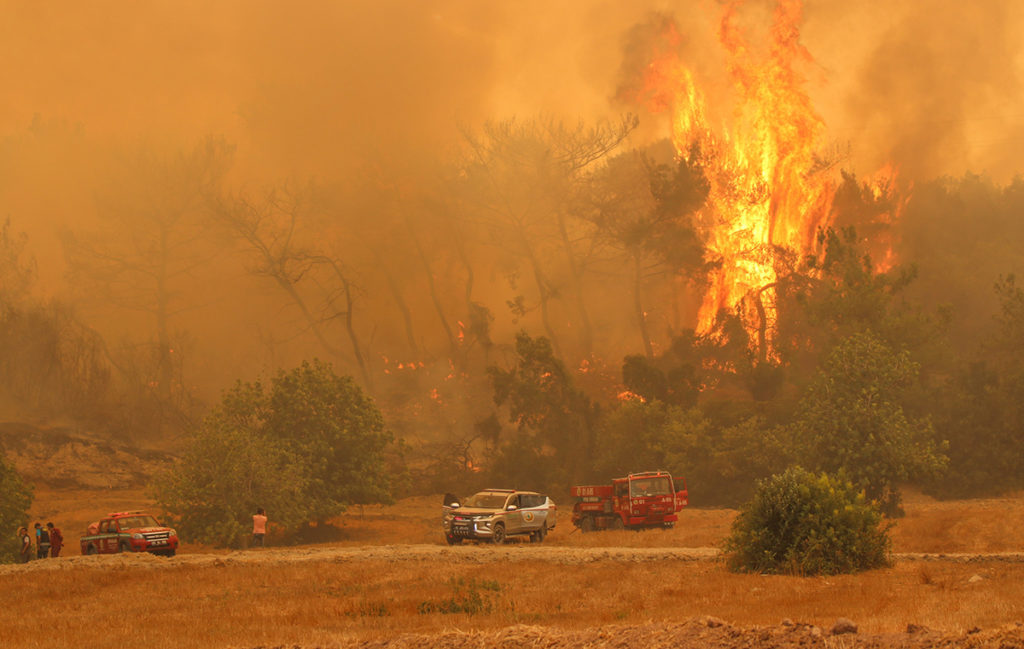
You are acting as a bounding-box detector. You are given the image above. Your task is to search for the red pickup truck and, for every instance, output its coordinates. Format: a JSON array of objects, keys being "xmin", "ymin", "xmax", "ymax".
[{"xmin": 80, "ymin": 511, "xmax": 179, "ymax": 557}]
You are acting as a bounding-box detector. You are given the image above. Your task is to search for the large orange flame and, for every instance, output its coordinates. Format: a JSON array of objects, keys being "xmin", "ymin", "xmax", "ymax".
[{"xmin": 638, "ymin": 0, "xmax": 845, "ymax": 354}]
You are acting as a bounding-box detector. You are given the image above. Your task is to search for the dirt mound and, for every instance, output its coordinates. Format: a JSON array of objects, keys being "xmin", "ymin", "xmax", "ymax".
[
  {"xmin": 0, "ymin": 421, "xmax": 174, "ymax": 488},
  {"xmin": 244, "ymin": 618, "xmax": 1024, "ymax": 649}
]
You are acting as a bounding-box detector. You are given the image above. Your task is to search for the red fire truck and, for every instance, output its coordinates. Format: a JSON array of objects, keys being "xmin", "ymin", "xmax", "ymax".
[
  {"xmin": 80, "ymin": 511, "xmax": 179, "ymax": 557},
  {"xmin": 571, "ymin": 470, "xmax": 688, "ymax": 531}
]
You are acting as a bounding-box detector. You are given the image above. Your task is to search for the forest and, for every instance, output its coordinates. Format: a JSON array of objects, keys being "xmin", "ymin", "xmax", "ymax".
[{"xmin": 2, "ymin": 1, "xmax": 1024, "ymax": 526}]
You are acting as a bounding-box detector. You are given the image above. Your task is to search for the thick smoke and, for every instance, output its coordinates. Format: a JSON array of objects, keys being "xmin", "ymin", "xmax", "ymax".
[
  {"xmin": 824, "ymin": 0, "xmax": 1024, "ymax": 181},
  {"xmin": 2, "ymin": 0, "xmax": 1023, "ymax": 416}
]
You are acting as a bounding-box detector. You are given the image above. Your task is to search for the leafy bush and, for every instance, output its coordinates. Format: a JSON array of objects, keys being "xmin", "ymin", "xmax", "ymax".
[
  {"xmin": 0, "ymin": 452, "xmax": 32, "ymax": 563},
  {"xmin": 724, "ymin": 466, "xmax": 891, "ymax": 575},
  {"xmin": 786, "ymin": 332, "xmax": 947, "ymax": 516},
  {"xmin": 153, "ymin": 359, "xmax": 396, "ymax": 547}
]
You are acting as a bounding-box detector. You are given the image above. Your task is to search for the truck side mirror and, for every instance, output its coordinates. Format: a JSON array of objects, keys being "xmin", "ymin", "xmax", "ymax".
[
  {"xmin": 506, "ymin": 505, "xmax": 517, "ymax": 511},
  {"xmin": 449, "ymin": 502, "xmax": 460, "ymax": 509}
]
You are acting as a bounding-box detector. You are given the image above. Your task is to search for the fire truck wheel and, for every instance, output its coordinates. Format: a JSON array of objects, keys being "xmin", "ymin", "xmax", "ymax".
[
  {"xmin": 491, "ymin": 523, "xmax": 507, "ymax": 544},
  {"xmin": 610, "ymin": 517, "xmax": 625, "ymax": 531},
  {"xmin": 86, "ymin": 544, "xmax": 98, "ymax": 555},
  {"xmin": 119, "ymin": 541, "xmax": 131, "ymax": 553},
  {"xmin": 580, "ymin": 517, "xmax": 595, "ymax": 533}
]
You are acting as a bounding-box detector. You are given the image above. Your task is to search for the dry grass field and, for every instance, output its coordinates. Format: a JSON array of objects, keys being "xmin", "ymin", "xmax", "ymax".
[{"xmin": 3, "ymin": 487, "xmax": 1024, "ymax": 649}]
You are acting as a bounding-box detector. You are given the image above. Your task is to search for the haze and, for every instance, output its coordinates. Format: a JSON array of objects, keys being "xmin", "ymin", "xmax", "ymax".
[{"xmin": 2, "ymin": 0, "xmax": 1023, "ymax": 438}]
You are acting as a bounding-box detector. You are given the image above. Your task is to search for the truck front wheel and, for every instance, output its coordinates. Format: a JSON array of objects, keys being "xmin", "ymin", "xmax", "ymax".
[
  {"xmin": 85, "ymin": 544, "xmax": 98, "ymax": 555},
  {"xmin": 491, "ymin": 523, "xmax": 506, "ymax": 544},
  {"xmin": 119, "ymin": 541, "xmax": 131, "ymax": 553},
  {"xmin": 579, "ymin": 517, "xmax": 595, "ymax": 533}
]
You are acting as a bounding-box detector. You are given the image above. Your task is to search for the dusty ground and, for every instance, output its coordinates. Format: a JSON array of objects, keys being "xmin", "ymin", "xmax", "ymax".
[{"xmin": 319, "ymin": 618, "xmax": 1024, "ymax": 649}]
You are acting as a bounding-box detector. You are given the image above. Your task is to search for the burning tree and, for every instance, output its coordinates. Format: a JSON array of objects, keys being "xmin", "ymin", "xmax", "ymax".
[{"xmin": 619, "ymin": 3, "xmax": 903, "ymax": 360}]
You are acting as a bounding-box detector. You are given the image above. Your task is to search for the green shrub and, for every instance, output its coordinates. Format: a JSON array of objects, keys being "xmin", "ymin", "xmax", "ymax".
[
  {"xmin": 724, "ymin": 466, "xmax": 891, "ymax": 575},
  {"xmin": 416, "ymin": 578, "xmax": 502, "ymax": 616},
  {"xmin": 0, "ymin": 452, "xmax": 32, "ymax": 564}
]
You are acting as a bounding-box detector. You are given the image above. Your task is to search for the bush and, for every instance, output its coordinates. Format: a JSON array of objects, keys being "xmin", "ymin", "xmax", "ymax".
[
  {"xmin": 724, "ymin": 466, "xmax": 891, "ymax": 575},
  {"xmin": 0, "ymin": 452, "xmax": 32, "ymax": 563},
  {"xmin": 152, "ymin": 359, "xmax": 397, "ymax": 547}
]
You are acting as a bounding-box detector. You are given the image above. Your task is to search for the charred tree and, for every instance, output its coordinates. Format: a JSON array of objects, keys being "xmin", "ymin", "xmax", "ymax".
[
  {"xmin": 459, "ymin": 116, "xmax": 637, "ymax": 363},
  {"xmin": 209, "ymin": 185, "xmax": 348, "ymax": 363},
  {"xmin": 62, "ymin": 137, "xmax": 232, "ymax": 431}
]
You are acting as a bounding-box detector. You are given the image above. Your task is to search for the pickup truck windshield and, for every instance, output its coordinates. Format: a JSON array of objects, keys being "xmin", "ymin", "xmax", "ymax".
[
  {"xmin": 464, "ymin": 493, "xmax": 510, "ymax": 509},
  {"xmin": 116, "ymin": 516, "xmax": 160, "ymax": 529}
]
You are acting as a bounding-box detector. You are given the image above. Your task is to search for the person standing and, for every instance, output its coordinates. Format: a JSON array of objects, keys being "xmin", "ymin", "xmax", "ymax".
[
  {"xmin": 252, "ymin": 508, "xmax": 267, "ymax": 548},
  {"xmin": 47, "ymin": 522, "xmax": 63, "ymax": 558},
  {"xmin": 17, "ymin": 527, "xmax": 31, "ymax": 563},
  {"xmin": 34, "ymin": 522, "xmax": 51, "ymax": 559}
]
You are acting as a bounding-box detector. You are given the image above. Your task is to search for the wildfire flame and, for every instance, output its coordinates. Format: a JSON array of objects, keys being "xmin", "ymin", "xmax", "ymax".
[{"xmin": 635, "ymin": 0, "xmax": 901, "ymax": 355}]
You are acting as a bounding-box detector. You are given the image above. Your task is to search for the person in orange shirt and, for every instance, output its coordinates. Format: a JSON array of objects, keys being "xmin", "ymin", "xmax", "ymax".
[{"xmin": 252, "ymin": 508, "xmax": 268, "ymax": 548}]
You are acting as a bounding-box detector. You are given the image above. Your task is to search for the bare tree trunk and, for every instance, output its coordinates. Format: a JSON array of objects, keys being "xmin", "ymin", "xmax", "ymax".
[
  {"xmin": 405, "ymin": 217, "xmax": 459, "ymax": 362},
  {"xmin": 371, "ymin": 249, "xmax": 419, "ymax": 357},
  {"xmin": 633, "ymin": 253, "xmax": 653, "ymax": 359},
  {"xmin": 524, "ymin": 240, "xmax": 563, "ymax": 360},
  {"xmin": 310, "ymin": 254, "xmax": 373, "ymax": 390},
  {"xmin": 155, "ymin": 225, "xmax": 174, "ymax": 405},
  {"xmin": 555, "ymin": 210, "xmax": 594, "ymax": 359},
  {"xmin": 752, "ymin": 283, "xmax": 777, "ymax": 364},
  {"xmin": 341, "ymin": 275, "xmax": 372, "ymax": 390}
]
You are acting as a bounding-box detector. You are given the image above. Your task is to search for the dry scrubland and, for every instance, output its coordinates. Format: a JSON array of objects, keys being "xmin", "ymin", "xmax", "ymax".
[{"xmin": 2, "ymin": 490, "xmax": 1024, "ymax": 649}]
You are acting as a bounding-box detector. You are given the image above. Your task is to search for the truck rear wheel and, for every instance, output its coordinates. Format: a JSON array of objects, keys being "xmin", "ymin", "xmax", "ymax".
[
  {"xmin": 579, "ymin": 517, "xmax": 595, "ymax": 533},
  {"xmin": 445, "ymin": 533, "xmax": 463, "ymax": 546},
  {"xmin": 85, "ymin": 544, "xmax": 98, "ymax": 555},
  {"xmin": 610, "ymin": 516, "xmax": 625, "ymax": 531}
]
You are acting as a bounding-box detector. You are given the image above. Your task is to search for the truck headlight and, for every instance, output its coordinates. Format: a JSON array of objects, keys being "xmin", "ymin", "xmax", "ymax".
[
  {"xmin": 132, "ymin": 533, "xmax": 144, "ymax": 540},
  {"xmin": 168, "ymin": 529, "xmax": 177, "ymax": 538}
]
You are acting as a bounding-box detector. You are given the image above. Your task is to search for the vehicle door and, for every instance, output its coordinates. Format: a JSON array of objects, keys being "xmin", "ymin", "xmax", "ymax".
[
  {"xmin": 503, "ymin": 494, "xmax": 524, "ymax": 534},
  {"xmin": 518, "ymin": 494, "xmax": 546, "ymax": 531},
  {"xmin": 100, "ymin": 520, "xmax": 118, "ymax": 553},
  {"xmin": 614, "ymin": 481, "xmax": 629, "ymax": 517}
]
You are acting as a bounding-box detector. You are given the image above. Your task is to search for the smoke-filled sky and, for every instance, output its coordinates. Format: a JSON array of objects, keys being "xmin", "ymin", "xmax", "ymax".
[
  {"xmin": 2, "ymin": 0, "xmax": 1023, "ymax": 402},
  {"xmin": 4, "ymin": 1, "xmax": 1021, "ymax": 180}
]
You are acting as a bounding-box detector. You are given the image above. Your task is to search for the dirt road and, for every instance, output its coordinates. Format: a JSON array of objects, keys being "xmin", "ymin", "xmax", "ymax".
[
  {"xmin": 1, "ymin": 543, "xmax": 719, "ymax": 574},
  {"xmin": 6, "ymin": 543, "xmax": 1024, "ymax": 576}
]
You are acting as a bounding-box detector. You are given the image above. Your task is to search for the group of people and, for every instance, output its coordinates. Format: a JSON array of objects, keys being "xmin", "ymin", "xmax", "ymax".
[{"xmin": 16, "ymin": 522, "xmax": 63, "ymax": 563}]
